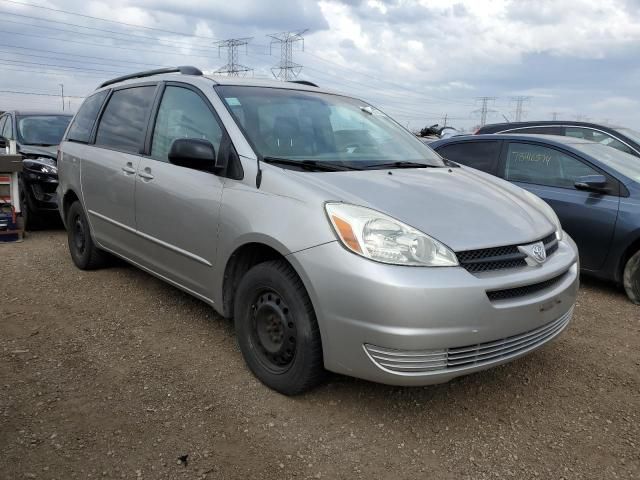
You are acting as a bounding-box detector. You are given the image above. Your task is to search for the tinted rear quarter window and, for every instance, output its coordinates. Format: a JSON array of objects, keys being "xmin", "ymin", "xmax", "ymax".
[
  {"xmin": 95, "ymin": 86, "xmax": 156, "ymax": 153},
  {"xmin": 67, "ymin": 90, "xmax": 108, "ymax": 143},
  {"xmin": 436, "ymin": 141, "xmax": 501, "ymax": 174}
]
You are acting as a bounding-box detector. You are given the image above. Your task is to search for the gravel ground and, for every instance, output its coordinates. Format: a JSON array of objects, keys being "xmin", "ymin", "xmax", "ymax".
[{"xmin": 1, "ymin": 230, "xmax": 639, "ymax": 480}]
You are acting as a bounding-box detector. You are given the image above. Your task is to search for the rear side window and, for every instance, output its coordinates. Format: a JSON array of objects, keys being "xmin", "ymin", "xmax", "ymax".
[
  {"xmin": 95, "ymin": 86, "xmax": 156, "ymax": 154},
  {"xmin": 437, "ymin": 141, "xmax": 501, "ymax": 174},
  {"xmin": 67, "ymin": 90, "xmax": 108, "ymax": 143}
]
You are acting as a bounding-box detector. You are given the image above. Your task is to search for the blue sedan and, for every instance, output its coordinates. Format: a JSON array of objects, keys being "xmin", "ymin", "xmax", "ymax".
[{"xmin": 431, "ymin": 134, "xmax": 640, "ymax": 303}]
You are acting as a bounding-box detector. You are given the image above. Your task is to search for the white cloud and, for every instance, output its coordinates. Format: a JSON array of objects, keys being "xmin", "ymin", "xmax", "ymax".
[{"xmin": 0, "ymin": 0, "xmax": 638, "ymax": 129}]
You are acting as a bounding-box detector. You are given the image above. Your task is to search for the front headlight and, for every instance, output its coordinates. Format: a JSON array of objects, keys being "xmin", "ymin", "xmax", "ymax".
[
  {"xmin": 325, "ymin": 203, "xmax": 458, "ymax": 266},
  {"xmin": 23, "ymin": 158, "xmax": 58, "ymax": 175}
]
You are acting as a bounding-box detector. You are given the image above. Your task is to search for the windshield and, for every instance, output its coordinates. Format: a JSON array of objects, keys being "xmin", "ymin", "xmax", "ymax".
[
  {"xmin": 573, "ymin": 143, "xmax": 640, "ymax": 182},
  {"xmin": 216, "ymin": 86, "xmax": 444, "ymax": 169},
  {"xmin": 17, "ymin": 115, "xmax": 72, "ymax": 146},
  {"xmin": 616, "ymin": 127, "xmax": 640, "ymax": 145}
]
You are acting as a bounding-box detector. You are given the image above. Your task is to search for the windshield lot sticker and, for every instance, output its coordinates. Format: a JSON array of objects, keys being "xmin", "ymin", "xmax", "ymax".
[
  {"xmin": 225, "ymin": 97, "xmax": 241, "ymax": 106},
  {"xmin": 510, "ymin": 151, "xmax": 552, "ymax": 167}
]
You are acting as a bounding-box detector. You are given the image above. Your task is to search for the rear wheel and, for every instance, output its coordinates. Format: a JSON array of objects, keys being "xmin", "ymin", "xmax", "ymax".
[
  {"xmin": 623, "ymin": 250, "xmax": 640, "ymax": 305},
  {"xmin": 234, "ymin": 260, "xmax": 325, "ymax": 395},
  {"xmin": 66, "ymin": 201, "xmax": 108, "ymax": 270}
]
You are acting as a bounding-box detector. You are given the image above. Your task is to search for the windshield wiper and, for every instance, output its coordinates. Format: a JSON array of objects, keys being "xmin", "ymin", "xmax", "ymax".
[
  {"xmin": 262, "ymin": 156, "xmax": 360, "ymax": 172},
  {"xmin": 24, "ymin": 143, "xmax": 56, "ymax": 147},
  {"xmin": 363, "ymin": 161, "xmax": 438, "ymax": 170}
]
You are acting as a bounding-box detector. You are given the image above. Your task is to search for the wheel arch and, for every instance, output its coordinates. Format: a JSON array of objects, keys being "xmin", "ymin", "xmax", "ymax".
[
  {"xmin": 222, "ymin": 241, "xmax": 298, "ymax": 319},
  {"xmin": 60, "ymin": 188, "xmax": 81, "ymax": 228},
  {"xmin": 618, "ymin": 233, "xmax": 640, "ymax": 282}
]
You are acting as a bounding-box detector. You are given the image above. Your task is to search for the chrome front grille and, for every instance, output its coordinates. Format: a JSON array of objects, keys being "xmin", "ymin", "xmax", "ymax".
[
  {"xmin": 364, "ymin": 306, "xmax": 573, "ymax": 375},
  {"xmin": 457, "ymin": 233, "xmax": 558, "ymax": 273}
]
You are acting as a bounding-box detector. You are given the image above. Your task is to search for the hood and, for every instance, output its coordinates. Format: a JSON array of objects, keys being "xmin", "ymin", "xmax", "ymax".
[
  {"xmin": 18, "ymin": 144, "xmax": 58, "ymax": 160},
  {"xmin": 287, "ymin": 166, "xmax": 555, "ymax": 252}
]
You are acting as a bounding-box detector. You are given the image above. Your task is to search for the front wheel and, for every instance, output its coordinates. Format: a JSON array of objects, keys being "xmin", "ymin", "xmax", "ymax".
[
  {"xmin": 623, "ymin": 250, "xmax": 640, "ymax": 305},
  {"xmin": 66, "ymin": 201, "xmax": 108, "ymax": 270},
  {"xmin": 234, "ymin": 260, "xmax": 325, "ymax": 395}
]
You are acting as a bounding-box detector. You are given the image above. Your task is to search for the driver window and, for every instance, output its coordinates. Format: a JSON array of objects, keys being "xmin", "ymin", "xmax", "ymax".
[
  {"xmin": 151, "ymin": 86, "xmax": 223, "ymax": 163},
  {"xmin": 505, "ymin": 142, "xmax": 599, "ymax": 189}
]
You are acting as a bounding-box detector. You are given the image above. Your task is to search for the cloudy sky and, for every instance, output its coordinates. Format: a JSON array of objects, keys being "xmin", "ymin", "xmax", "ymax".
[{"xmin": 0, "ymin": 0, "xmax": 639, "ymax": 131}]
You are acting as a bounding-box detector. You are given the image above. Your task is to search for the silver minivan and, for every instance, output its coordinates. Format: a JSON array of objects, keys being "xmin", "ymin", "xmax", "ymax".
[{"xmin": 57, "ymin": 67, "xmax": 579, "ymax": 395}]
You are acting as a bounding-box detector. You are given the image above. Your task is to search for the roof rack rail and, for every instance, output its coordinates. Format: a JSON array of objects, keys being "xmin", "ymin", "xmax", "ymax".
[
  {"xmin": 98, "ymin": 66, "xmax": 203, "ymax": 89},
  {"xmin": 288, "ymin": 80, "xmax": 319, "ymax": 88}
]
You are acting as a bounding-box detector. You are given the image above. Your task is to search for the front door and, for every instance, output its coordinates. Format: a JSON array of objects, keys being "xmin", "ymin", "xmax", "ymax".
[
  {"xmin": 134, "ymin": 84, "xmax": 226, "ymax": 301},
  {"xmin": 500, "ymin": 141, "xmax": 620, "ymax": 271}
]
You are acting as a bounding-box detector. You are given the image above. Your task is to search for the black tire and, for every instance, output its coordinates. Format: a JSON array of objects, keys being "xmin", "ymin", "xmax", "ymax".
[
  {"xmin": 234, "ymin": 260, "xmax": 325, "ymax": 395},
  {"xmin": 66, "ymin": 201, "xmax": 108, "ymax": 270},
  {"xmin": 623, "ymin": 250, "xmax": 640, "ymax": 305},
  {"xmin": 19, "ymin": 181, "xmax": 41, "ymax": 231}
]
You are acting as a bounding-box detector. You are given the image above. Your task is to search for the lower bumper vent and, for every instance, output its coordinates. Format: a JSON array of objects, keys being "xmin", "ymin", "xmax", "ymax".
[
  {"xmin": 364, "ymin": 306, "xmax": 573, "ymax": 375},
  {"xmin": 486, "ymin": 271, "xmax": 567, "ymax": 301}
]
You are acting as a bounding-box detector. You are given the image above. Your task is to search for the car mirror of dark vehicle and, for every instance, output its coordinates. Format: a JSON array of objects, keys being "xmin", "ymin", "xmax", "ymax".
[
  {"xmin": 0, "ymin": 136, "xmax": 7, "ymax": 149},
  {"xmin": 168, "ymin": 138, "xmax": 224, "ymax": 174},
  {"xmin": 574, "ymin": 174, "xmax": 608, "ymax": 193}
]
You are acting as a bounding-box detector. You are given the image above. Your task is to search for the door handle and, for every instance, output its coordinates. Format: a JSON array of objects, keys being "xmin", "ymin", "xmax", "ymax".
[
  {"xmin": 122, "ymin": 163, "xmax": 136, "ymax": 174},
  {"xmin": 138, "ymin": 170, "xmax": 154, "ymax": 180}
]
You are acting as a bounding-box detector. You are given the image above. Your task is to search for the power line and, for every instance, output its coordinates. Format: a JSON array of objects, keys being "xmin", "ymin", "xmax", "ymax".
[
  {"xmin": 300, "ymin": 65, "xmax": 471, "ymax": 114},
  {"xmin": 0, "ymin": 64, "xmax": 110, "ymax": 78},
  {"xmin": 0, "ymin": 18, "xmax": 220, "ymax": 54},
  {"xmin": 269, "ymin": 30, "xmax": 306, "ymax": 81},
  {"xmin": 215, "ymin": 38, "xmax": 253, "ymax": 76},
  {"xmin": 0, "ymin": 10, "xmax": 219, "ymax": 50},
  {"xmin": 0, "ymin": 56, "xmax": 128, "ymax": 74},
  {"xmin": 0, "ymin": 89, "xmax": 85, "ymax": 98},
  {"xmin": 302, "ymin": 50, "xmax": 475, "ymax": 107},
  {"xmin": 0, "ymin": 48, "xmax": 160, "ymax": 71},
  {"xmin": 0, "ymin": 42, "xmax": 164, "ymax": 67},
  {"xmin": 0, "ymin": 0, "xmax": 219, "ymax": 41},
  {"xmin": 0, "ymin": 28, "xmax": 213, "ymax": 59}
]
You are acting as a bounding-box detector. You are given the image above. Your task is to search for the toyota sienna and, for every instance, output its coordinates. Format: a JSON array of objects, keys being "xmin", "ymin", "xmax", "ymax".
[{"xmin": 57, "ymin": 67, "xmax": 579, "ymax": 395}]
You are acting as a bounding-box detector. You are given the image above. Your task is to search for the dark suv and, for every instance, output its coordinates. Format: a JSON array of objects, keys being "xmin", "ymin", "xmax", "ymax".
[
  {"xmin": 0, "ymin": 110, "xmax": 72, "ymax": 228},
  {"xmin": 475, "ymin": 121, "xmax": 640, "ymax": 158}
]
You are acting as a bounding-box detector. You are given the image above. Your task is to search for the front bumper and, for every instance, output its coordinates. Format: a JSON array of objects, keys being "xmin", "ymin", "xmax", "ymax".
[
  {"xmin": 288, "ymin": 235, "xmax": 579, "ymax": 386},
  {"xmin": 21, "ymin": 172, "xmax": 59, "ymax": 212}
]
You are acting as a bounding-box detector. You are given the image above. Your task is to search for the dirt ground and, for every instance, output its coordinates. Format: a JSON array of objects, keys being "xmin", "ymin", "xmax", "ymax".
[{"xmin": 1, "ymin": 230, "xmax": 639, "ymax": 480}]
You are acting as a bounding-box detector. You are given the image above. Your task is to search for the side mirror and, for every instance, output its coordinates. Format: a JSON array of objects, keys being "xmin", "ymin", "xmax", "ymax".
[
  {"xmin": 168, "ymin": 138, "xmax": 225, "ymax": 173},
  {"xmin": 574, "ymin": 174, "xmax": 608, "ymax": 193},
  {"xmin": 0, "ymin": 136, "xmax": 7, "ymax": 149}
]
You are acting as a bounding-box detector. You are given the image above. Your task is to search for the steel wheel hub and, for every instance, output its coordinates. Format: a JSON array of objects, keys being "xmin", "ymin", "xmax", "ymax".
[
  {"xmin": 74, "ymin": 216, "xmax": 86, "ymax": 253},
  {"xmin": 251, "ymin": 290, "xmax": 296, "ymax": 371}
]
